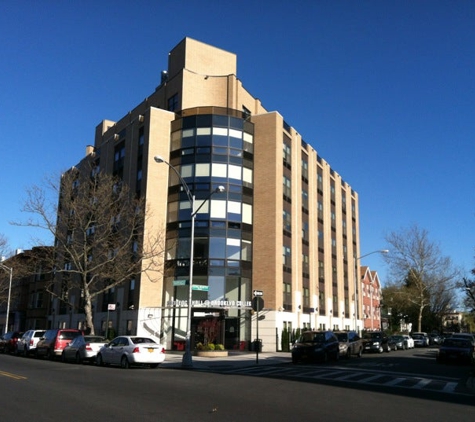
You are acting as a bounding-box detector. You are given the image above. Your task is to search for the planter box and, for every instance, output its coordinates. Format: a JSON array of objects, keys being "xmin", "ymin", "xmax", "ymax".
[{"xmin": 195, "ymin": 350, "xmax": 229, "ymax": 358}]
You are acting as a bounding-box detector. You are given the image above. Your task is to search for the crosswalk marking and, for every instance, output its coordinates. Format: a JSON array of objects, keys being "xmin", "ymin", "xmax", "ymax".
[
  {"xmin": 219, "ymin": 365, "xmax": 467, "ymax": 395},
  {"xmin": 443, "ymin": 382, "xmax": 457, "ymax": 393}
]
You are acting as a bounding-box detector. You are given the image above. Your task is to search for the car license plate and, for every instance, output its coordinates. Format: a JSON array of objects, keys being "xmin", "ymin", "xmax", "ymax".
[{"xmin": 148, "ymin": 348, "xmax": 154, "ymax": 353}]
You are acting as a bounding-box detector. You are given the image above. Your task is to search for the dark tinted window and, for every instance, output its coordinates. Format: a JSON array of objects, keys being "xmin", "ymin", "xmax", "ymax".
[
  {"xmin": 299, "ymin": 332, "xmax": 325, "ymax": 343},
  {"xmin": 336, "ymin": 333, "xmax": 348, "ymax": 342},
  {"xmin": 131, "ymin": 337, "xmax": 156, "ymax": 345}
]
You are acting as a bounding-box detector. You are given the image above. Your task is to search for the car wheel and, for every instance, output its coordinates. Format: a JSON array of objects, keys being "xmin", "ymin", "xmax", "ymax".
[
  {"xmin": 96, "ymin": 354, "xmax": 104, "ymax": 366},
  {"xmin": 150, "ymin": 363, "xmax": 159, "ymax": 369},
  {"xmin": 47, "ymin": 349, "xmax": 54, "ymax": 361},
  {"xmin": 121, "ymin": 356, "xmax": 130, "ymax": 369}
]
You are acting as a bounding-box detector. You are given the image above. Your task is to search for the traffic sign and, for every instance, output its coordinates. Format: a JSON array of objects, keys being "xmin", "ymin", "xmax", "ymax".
[
  {"xmin": 192, "ymin": 285, "xmax": 209, "ymax": 291},
  {"xmin": 253, "ymin": 290, "xmax": 263, "ymax": 296},
  {"xmin": 252, "ymin": 296, "xmax": 264, "ymax": 312}
]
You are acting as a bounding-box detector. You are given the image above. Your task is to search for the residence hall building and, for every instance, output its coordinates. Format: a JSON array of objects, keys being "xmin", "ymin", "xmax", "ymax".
[{"xmin": 60, "ymin": 37, "xmax": 361, "ymax": 352}]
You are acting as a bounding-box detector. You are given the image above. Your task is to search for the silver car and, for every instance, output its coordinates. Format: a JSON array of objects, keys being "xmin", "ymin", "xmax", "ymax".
[
  {"xmin": 61, "ymin": 335, "xmax": 108, "ymax": 364},
  {"xmin": 412, "ymin": 332, "xmax": 430, "ymax": 347}
]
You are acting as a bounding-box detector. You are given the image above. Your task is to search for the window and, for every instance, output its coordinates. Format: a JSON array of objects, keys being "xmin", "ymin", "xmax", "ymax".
[
  {"xmin": 302, "ymin": 190, "xmax": 308, "ymax": 210},
  {"xmin": 302, "ymin": 254, "xmax": 309, "ymax": 274},
  {"xmin": 113, "ymin": 142, "xmax": 125, "ymax": 177},
  {"xmin": 283, "ymin": 141, "xmax": 291, "ymax": 166},
  {"xmin": 242, "ymin": 203, "xmax": 252, "ymax": 224},
  {"xmin": 36, "ymin": 292, "xmax": 44, "ymax": 308},
  {"xmin": 303, "ymin": 287, "xmax": 310, "ymax": 307},
  {"xmin": 242, "ymin": 105, "xmax": 251, "ymax": 118},
  {"xmin": 283, "ymin": 282, "xmax": 292, "ymax": 307},
  {"xmin": 301, "ymin": 159, "xmax": 308, "ymax": 180},
  {"xmin": 283, "ymin": 246, "xmax": 291, "ymax": 267},
  {"xmin": 209, "ymin": 237, "xmax": 226, "ymax": 259},
  {"xmin": 283, "ymin": 210, "xmax": 291, "ymax": 232},
  {"xmin": 283, "ymin": 176, "xmax": 291, "ymax": 198},
  {"xmin": 302, "ymin": 221, "xmax": 309, "ymax": 241},
  {"xmin": 242, "ymin": 240, "xmax": 252, "ymax": 261},
  {"xmin": 168, "ymin": 93, "xmax": 178, "ymax": 111}
]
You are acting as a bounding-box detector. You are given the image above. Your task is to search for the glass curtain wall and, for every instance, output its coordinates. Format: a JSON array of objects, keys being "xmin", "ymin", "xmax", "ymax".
[{"xmin": 162, "ymin": 108, "xmax": 254, "ymax": 351}]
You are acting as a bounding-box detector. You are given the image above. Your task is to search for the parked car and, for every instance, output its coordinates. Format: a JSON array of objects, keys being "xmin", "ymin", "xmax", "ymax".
[
  {"xmin": 61, "ymin": 335, "xmax": 107, "ymax": 364},
  {"xmin": 429, "ymin": 333, "xmax": 442, "ymax": 345},
  {"xmin": 450, "ymin": 333, "xmax": 475, "ymax": 345},
  {"xmin": 362, "ymin": 332, "xmax": 391, "ymax": 353},
  {"xmin": 389, "ymin": 335, "xmax": 409, "ymax": 350},
  {"xmin": 36, "ymin": 329, "xmax": 83, "ymax": 360},
  {"xmin": 402, "ymin": 334, "xmax": 414, "ymax": 349},
  {"xmin": 96, "ymin": 336, "xmax": 166, "ymax": 369},
  {"xmin": 436, "ymin": 337, "xmax": 475, "ymax": 364},
  {"xmin": 17, "ymin": 330, "xmax": 46, "ymax": 357},
  {"xmin": 291, "ymin": 330, "xmax": 339, "ymax": 363},
  {"xmin": 412, "ymin": 332, "xmax": 430, "ymax": 347},
  {"xmin": 335, "ymin": 331, "xmax": 363, "ymax": 358},
  {"xmin": 0, "ymin": 331, "xmax": 24, "ymax": 354}
]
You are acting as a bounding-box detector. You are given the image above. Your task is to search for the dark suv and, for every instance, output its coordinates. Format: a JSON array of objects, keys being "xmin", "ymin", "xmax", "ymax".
[
  {"xmin": 291, "ymin": 330, "xmax": 340, "ymax": 363},
  {"xmin": 36, "ymin": 329, "xmax": 83, "ymax": 360},
  {"xmin": 362, "ymin": 331, "xmax": 391, "ymax": 353}
]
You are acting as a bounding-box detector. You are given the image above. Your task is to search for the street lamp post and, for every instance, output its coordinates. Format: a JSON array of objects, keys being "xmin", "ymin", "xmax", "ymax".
[
  {"xmin": 155, "ymin": 155, "xmax": 225, "ymax": 368},
  {"xmin": 354, "ymin": 249, "xmax": 389, "ymax": 334},
  {"xmin": 0, "ymin": 262, "xmax": 13, "ymax": 334}
]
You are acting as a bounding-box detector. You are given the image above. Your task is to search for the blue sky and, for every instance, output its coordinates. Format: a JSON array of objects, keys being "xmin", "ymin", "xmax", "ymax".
[{"xmin": 1, "ymin": 1, "xmax": 474, "ymax": 282}]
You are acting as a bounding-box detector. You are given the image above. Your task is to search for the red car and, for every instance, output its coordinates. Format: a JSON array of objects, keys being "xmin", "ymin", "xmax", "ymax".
[
  {"xmin": 36, "ymin": 329, "xmax": 83, "ymax": 359},
  {"xmin": 0, "ymin": 331, "xmax": 24, "ymax": 354}
]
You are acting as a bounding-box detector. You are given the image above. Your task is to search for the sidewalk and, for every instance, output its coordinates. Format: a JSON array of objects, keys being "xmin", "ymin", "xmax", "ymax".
[{"xmin": 161, "ymin": 350, "xmax": 292, "ymax": 370}]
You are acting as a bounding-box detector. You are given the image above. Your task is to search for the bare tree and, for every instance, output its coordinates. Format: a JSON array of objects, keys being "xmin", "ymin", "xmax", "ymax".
[
  {"xmin": 383, "ymin": 224, "xmax": 459, "ymax": 332},
  {"xmin": 14, "ymin": 163, "xmax": 168, "ymax": 334},
  {"xmin": 0, "ymin": 234, "xmax": 11, "ymax": 305},
  {"xmin": 462, "ymin": 275, "xmax": 475, "ymax": 312},
  {"xmin": 0, "ymin": 234, "xmax": 8, "ymax": 258}
]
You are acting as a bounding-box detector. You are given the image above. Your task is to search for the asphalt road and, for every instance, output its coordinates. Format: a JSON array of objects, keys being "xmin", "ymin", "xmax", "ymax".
[{"xmin": 0, "ymin": 348, "xmax": 473, "ymax": 422}]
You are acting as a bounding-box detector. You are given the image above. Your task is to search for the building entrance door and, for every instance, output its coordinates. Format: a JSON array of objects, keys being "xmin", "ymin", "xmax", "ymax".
[{"xmin": 191, "ymin": 308, "xmax": 225, "ymax": 349}]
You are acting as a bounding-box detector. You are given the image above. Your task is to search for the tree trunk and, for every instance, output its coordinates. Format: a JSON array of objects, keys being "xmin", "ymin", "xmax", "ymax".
[
  {"xmin": 417, "ymin": 305, "xmax": 423, "ymax": 332},
  {"xmin": 84, "ymin": 292, "xmax": 95, "ymax": 335}
]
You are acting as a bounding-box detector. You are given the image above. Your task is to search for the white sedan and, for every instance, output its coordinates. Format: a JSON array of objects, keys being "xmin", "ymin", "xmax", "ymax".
[
  {"xmin": 96, "ymin": 336, "xmax": 166, "ymax": 369},
  {"xmin": 402, "ymin": 335, "xmax": 415, "ymax": 349}
]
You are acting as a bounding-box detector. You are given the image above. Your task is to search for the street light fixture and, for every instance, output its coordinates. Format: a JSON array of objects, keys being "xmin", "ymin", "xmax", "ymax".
[
  {"xmin": 354, "ymin": 249, "xmax": 389, "ymax": 333},
  {"xmin": 0, "ymin": 262, "xmax": 13, "ymax": 334},
  {"xmin": 154, "ymin": 155, "xmax": 225, "ymax": 368}
]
